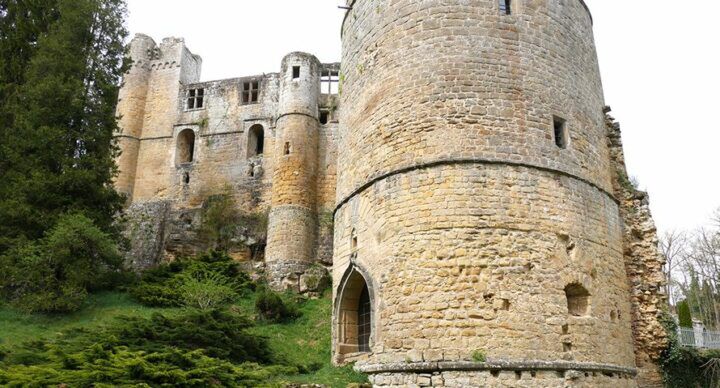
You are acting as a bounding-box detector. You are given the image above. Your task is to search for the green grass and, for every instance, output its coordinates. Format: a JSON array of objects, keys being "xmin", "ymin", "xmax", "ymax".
[
  {"xmin": 0, "ymin": 291, "xmax": 178, "ymax": 347},
  {"xmin": 0, "ymin": 290, "xmax": 368, "ymax": 387}
]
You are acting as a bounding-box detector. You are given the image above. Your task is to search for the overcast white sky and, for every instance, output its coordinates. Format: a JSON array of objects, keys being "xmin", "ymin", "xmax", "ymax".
[{"xmin": 126, "ymin": 1, "xmax": 720, "ymax": 235}]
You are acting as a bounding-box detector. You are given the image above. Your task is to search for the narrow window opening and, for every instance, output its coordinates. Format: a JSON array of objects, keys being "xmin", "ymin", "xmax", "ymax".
[
  {"xmin": 499, "ymin": 0, "xmax": 511, "ymax": 15},
  {"xmin": 357, "ymin": 285, "xmax": 371, "ymax": 352},
  {"xmin": 242, "ymin": 81, "xmax": 260, "ymax": 104},
  {"xmin": 292, "ymin": 66, "xmax": 301, "ymax": 79},
  {"xmin": 565, "ymin": 283, "xmax": 590, "ymax": 316},
  {"xmin": 183, "ymin": 172, "xmax": 190, "ymax": 185},
  {"xmin": 186, "ymin": 88, "xmax": 205, "ymax": 110},
  {"xmin": 563, "ymin": 342, "xmax": 572, "ymax": 352},
  {"xmin": 247, "ymin": 124, "xmax": 265, "ymax": 158},
  {"xmin": 515, "ymin": 371, "xmax": 522, "ymax": 380},
  {"xmin": 284, "ymin": 142, "xmax": 291, "ymax": 155},
  {"xmin": 175, "ymin": 129, "xmax": 196, "ymax": 165},
  {"xmin": 351, "ymin": 229, "xmax": 358, "ymax": 251},
  {"xmin": 553, "ymin": 116, "xmax": 568, "ymax": 149},
  {"xmin": 319, "ymin": 110, "xmax": 329, "ymax": 125}
]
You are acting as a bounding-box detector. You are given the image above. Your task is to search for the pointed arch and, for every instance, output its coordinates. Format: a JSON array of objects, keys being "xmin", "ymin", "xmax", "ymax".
[{"xmin": 335, "ymin": 263, "xmax": 376, "ymax": 358}]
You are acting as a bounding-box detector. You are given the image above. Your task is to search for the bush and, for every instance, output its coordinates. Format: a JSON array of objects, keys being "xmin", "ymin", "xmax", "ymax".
[
  {"xmin": 0, "ymin": 213, "xmax": 124, "ymax": 313},
  {"xmin": 660, "ymin": 312, "xmax": 720, "ymax": 387},
  {"xmin": 179, "ymin": 272, "xmax": 239, "ymax": 310},
  {"xmin": 130, "ymin": 250, "xmax": 253, "ymax": 308},
  {"xmin": 255, "ymin": 287, "xmax": 300, "ymax": 323},
  {"xmin": 0, "ymin": 309, "xmax": 292, "ymax": 386}
]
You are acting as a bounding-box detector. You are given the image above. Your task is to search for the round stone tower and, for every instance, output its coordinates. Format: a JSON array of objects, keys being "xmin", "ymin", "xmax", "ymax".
[
  {"xmin": 333, "ymin": 0, "xmax": 638, "ymax": 386},
  {"xmin": 114, "ymin": 34, "xmax": 155, "ymax": 200},
  {"xmin": 266, "ymin": 52, "xmax": 322, "ymax": 290}
]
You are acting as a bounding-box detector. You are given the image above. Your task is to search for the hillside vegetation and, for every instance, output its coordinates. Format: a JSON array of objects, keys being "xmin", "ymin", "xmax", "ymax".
[{"xmin": 0, "ymin": 252, "xmax": 367, "ymax": 387}]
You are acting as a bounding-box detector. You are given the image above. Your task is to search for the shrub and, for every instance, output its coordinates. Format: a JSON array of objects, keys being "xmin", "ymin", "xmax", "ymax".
[
  {"xmin": 0, "ymin": 213, "xmax": 124, "ymax": 313},
  {"xmin": 0, "ymin": 309, "xmax": 292, "ymax": 386},
  {"xmin": 130, "ymin": 250, "xmax": 253, "ymax": 308},
  {"xmin": 179, "ymin": 272, "xmax": 239, "ymax": 310},
  {"xmin": 255, "ymin": 287, "xmax": 300, "ymax": 323}
]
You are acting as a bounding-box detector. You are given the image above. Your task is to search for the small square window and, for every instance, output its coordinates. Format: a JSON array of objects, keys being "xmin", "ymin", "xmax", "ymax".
[
  {"xmin": 242, "ymin": 80, "xmax": 260, "ymax": 104},
  {"xmin": 186, "ymin": 88, "xmax": 205, "ymax": 110},
  {"xmin": 293, "ymin": 66, "xmax": 301, "ymax": 79},
  {"xmin": 553, "ymin": 116, "xmax": 568, "ymax": 149},
  {"xmin": 499, "ymin": 0, "xmax": 511, "ymax": 15}
]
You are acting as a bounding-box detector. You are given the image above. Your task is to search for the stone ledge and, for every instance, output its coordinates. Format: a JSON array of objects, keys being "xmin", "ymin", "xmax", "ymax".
[
  {"xmin": 355, "ymin": 360, "xmax": 637, "ymax": 377},
  {"xmin": 334, "ymin": 158, "xmax": 619, "ymax": 216}
]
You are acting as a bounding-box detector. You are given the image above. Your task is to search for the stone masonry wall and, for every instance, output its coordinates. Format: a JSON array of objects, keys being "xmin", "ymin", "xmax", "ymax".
[
  {"xmin": 606, "ymin": 108, "xmax": 667, "ymax": 388},
  {"xmin": 115, "ymin": 36, "xmax": 338, "ymax": 284},
  {"xmin": 335, "ymin": 0, "xmax": 640, "ymax": 385}
]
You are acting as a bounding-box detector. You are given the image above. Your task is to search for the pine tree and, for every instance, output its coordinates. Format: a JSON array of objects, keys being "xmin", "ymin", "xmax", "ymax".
[
  {"xmin": 0, "ymin": 0, "xmax": 127, "ymax": 252},
  {"xmin": 678, "ymin": 299, "xmax": 693, "ymax": 328},
  {"xmin": 0, "ymin": 0, "xmax": 129, "ymax": 311}
]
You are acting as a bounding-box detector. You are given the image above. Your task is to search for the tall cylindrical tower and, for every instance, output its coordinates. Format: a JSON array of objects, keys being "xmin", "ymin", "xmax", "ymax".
[
  {"xmin": 333, "ymin": 0, "xmax": 638, "ymax": 386},
  {"xmin": 266, "ymin": 53, "xmax": 321, "ymax": 290},
  {"xmin": 114, "ymin": 34, "xmax": 154, "ymax": 199}
]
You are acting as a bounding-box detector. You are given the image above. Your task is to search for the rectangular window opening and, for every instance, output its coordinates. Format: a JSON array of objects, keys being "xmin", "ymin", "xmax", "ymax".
[
  {"xmin": 319, "ymin": 110, "xmax": 329, "ymax": 125},
  {"xmin": 499, "ymin": 0, "xmax": 511, "ymax": 15},
  {"xmin": 292, "ymin": 66, "xmax": 301, "ymax": 79},
  {"xmin": 242, "ymin": 81, "xmax": 260, "ymax": 104},
  {"xmin": 553, "ymin": 116, "xmax": 567, "ymax": 149},
  {"xmin": 186, "ymin": 88, "xmax": 205, "ymax": 110},
  {"xmin": 320, "ymin": 69, "xmax": 340, "ymax": 94}
]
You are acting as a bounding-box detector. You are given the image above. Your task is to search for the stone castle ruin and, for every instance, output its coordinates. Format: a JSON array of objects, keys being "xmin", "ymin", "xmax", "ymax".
[{"xmin": 115, "ymin": 0, "xmax": 667, "ymax": 386}]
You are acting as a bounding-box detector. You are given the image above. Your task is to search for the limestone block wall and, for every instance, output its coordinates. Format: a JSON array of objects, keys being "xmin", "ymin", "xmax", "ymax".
[
  {"xmin": 266, "ymin": 53, "xmax": 323, "ymax": 290},
  {"xmin": 115, "ymin": 36, "xmax": 338, "ymax": 281},
  {"xmin": 334, "ymin": 0, "xmax": 640, "ymax": 384},
  {"xmin": 130, "ymin": 37, "xmax": 202, "ymax": 201}
]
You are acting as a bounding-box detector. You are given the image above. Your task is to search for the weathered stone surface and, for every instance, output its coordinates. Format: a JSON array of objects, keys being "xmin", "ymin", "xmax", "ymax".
[{"xmin": 115, "ymin": 1, "xmax": 666, "ymax": 386}]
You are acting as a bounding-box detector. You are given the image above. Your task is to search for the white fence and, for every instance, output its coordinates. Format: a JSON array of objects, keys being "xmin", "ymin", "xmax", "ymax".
[{"xmin": 678, "ymin": 327, "xmax": 720, "ymax": 349}]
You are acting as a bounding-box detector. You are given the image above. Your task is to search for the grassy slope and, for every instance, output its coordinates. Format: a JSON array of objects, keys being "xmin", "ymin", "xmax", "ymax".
[{"xmin": 0, "ymin": 290, "xmax": 367, "ymax": 387}]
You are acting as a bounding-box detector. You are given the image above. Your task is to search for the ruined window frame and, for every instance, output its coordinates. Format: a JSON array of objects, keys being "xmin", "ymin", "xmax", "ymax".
[
  {"xmin": 242, "ymin": 80, "xmax": 260, "ymax": 105},
  {"xmin": 320, "ymin": 70, "xmax": 340, "ymax": 95},
  {"xmin": 186, "ymin": 88, "xmax": 205, "ymax": 111}
]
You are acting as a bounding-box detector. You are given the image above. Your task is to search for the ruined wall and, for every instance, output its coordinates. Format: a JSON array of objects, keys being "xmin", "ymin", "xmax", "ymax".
[
  {"xmin": 606, "ymin": 108, "xmax": 668, "ymax": 388},
  {"xmin": 115, "ymin": 35, "xmax": 338, "ymax": 289},
  {"xmin": 335, "ymin": 0, "xmax": 640, "ymax": 385}
]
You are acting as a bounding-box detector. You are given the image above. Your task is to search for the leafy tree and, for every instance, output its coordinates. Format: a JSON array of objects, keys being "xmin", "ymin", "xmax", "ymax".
[
  {"xmin": 677, "ymin": 299, "xmax": 692, "ymax": 328},
  {"xmin": 0, "ymin": 213, "xmax": 123, "ymax": 313}
]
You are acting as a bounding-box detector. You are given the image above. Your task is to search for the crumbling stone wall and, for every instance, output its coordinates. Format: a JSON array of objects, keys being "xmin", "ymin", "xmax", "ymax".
[
  {"xmin": 115, "ymin": 36, "xmax": 337, "ymax": 293},
  {"xmin": 606, "ymin": 108, "xmax": 668, "ymax": 387}
]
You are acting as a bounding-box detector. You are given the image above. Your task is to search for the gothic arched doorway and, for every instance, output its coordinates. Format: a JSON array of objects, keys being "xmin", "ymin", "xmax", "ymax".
[{"xmin": 336, "ymin": 267, "xmax": 373, "ymax": 357}]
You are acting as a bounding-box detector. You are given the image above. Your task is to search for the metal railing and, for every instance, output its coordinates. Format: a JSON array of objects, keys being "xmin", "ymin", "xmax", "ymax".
[{"xmin": 678, "ymin": 327, "xmax": 720, "ymax": 349}]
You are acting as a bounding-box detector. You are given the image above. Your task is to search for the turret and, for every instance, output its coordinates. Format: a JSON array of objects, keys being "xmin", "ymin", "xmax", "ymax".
[
  {"xmin": 114, "ymin": 35, "xmax": 202, "ymax": 202},
  {"xmin": 114, "ymin": 34, "xmax": 155, "ymax": 199},
  {"xmin": 265, "ymin": 52, "xmax": 322, "ymax": 290}
]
